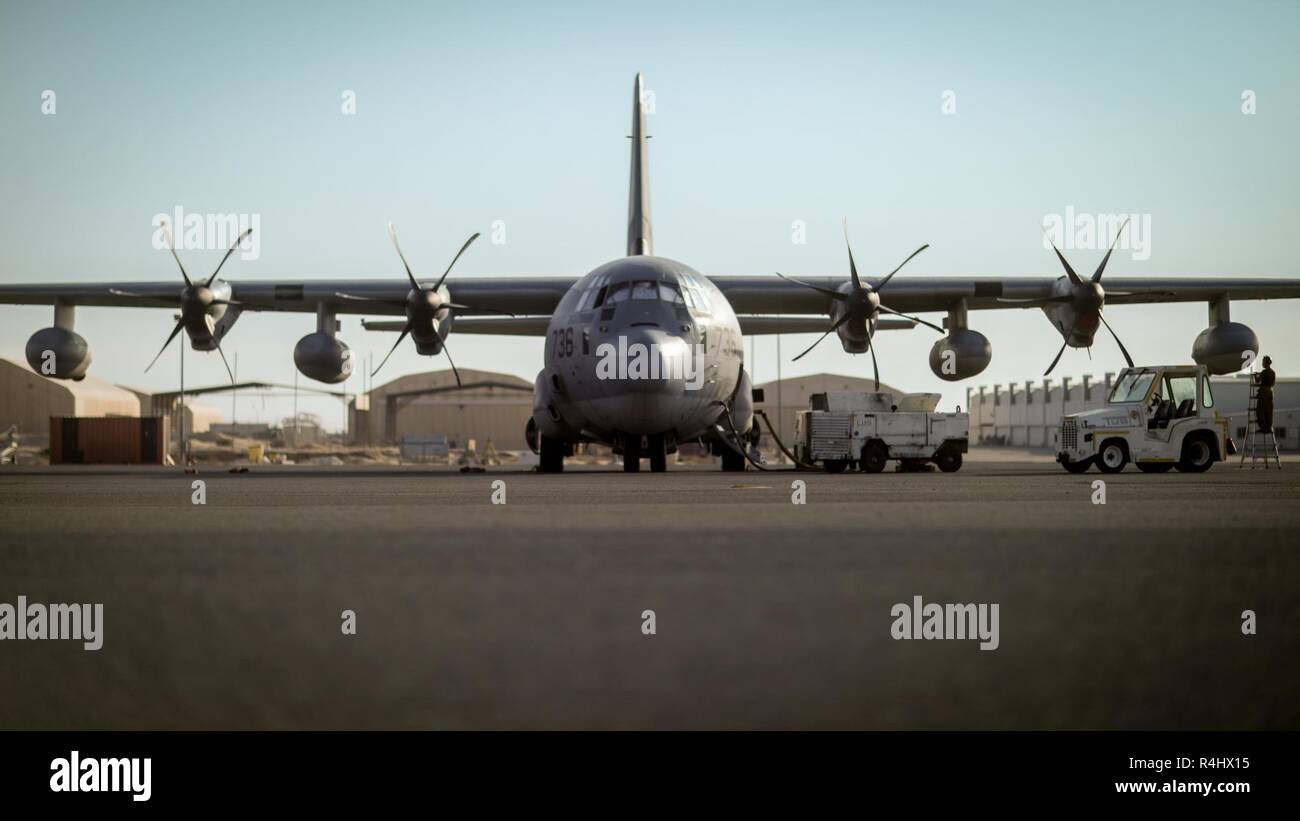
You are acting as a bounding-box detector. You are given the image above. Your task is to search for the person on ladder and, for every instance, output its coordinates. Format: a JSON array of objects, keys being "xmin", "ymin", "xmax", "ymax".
[{"xmin": 1255, "ymin": 355, "xmax": 1276, "ymax": 436}]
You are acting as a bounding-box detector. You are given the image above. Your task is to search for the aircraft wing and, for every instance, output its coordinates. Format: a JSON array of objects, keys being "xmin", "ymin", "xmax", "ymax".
[
  {"xmin": 355, "ymin": 315, "xmax": 919, "ymax": 337},
  {"xmin": 0, "ymin": 277, "xmax": 580, "ymax": 316},
  {"xmin": 710, "ymin": 275, "xmax": 1300, "ymax": 314},
  {"xmin": 737, "ymin": 316, "xmax": 915, "ymax": 334},
  {"xmin": 5, "ymin": 274, "xmax": 1299, "ymax": 319},
  {"xmin": 362, "ymin": 317, "xmax": 553, "ymax": 335}
]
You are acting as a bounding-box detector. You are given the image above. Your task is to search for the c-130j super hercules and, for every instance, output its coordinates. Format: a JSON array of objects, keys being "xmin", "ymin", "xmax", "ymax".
[{"xmin": 4, "ymin": 74, "xmax": 1298, "ymax": 472}]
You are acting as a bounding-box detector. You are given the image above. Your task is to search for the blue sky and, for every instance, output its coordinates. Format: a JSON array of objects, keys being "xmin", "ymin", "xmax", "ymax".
[{"xmin": 2, "ymin": 0, "xmax": 1297, "ymax": 427}]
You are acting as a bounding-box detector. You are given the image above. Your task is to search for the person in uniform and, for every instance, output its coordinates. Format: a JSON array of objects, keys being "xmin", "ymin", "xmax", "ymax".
[{"xmin": 1255, "ymin": 355, "xmax": 1276, "ymax": 433}]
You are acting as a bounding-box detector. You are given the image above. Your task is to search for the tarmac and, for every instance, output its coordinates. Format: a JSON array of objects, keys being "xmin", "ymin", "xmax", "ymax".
[{"xmin": 1, "ymin": 455, "xmax": 1297, "ymax": 729}]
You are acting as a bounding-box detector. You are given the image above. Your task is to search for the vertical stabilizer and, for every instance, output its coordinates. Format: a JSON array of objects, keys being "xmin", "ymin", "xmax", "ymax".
[{"xmin": 627, "ymin": 73, "xmax": 653, "ymax": 256}]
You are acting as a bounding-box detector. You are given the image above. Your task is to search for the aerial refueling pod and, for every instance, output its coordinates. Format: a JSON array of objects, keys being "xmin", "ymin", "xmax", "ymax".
[
  {"xmin": 26, "ymin": 326, "xmax": 91, "ymax": 380},
  {"xmin": 294, "ymin": 304, "xmax": 353, "ymax": 384},
  {"xmin": 1191, "ymin": 297, "xmax": 1258, "ymax": 375},
  {"xmin": 25, "ymin": 304, "xmax": 90, "ymax": 380},
  {"xmin": 928, "ymin": 301, "xmax": 991, "ymax": 381}
]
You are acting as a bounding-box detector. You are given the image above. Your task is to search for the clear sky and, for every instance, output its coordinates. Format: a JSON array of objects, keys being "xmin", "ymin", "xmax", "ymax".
[{"xmin": 2, "ymin": 0, "xmax": 1297, "ymax": 428}]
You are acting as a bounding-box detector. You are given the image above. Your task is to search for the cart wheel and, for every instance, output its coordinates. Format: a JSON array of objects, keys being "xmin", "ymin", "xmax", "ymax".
[
  {"xmin": 823, "ymin": 459, "xmax": 848, "ymax": 474},
  {"xmin": 859, "ymin": 442, "xmax": 888, "ymax": 473},
  {"xmin": 1062, "ymin": 458, "xmax": 1092, "ymax": 473},
  {"xmin": 935, "ymin": 448, "xmax": 962, "ymax": 473}
]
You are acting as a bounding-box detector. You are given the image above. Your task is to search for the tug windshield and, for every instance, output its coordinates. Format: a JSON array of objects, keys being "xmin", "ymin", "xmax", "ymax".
[{"xmin": 1109, "ymin": 370, "xmax": 1156, "ymax": 403}]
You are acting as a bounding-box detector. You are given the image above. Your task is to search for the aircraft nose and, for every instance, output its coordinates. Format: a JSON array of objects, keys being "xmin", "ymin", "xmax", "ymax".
[
  {"xmin": 611, "ymin": 326, "xmax": 697, "ymax": 395},
  {"xmin": 589, "ymin": 325, "xmax": 705, "ymax": 435}
]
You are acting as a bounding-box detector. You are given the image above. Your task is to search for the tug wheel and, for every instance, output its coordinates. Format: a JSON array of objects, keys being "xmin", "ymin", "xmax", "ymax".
[
  {"xmin": 1096, "ymin": 440, "xmax": 1129, "ymax": 474},
  {"xmin": 1136, "ymin": 462, "xmax": 1174, "ymax": 473}
]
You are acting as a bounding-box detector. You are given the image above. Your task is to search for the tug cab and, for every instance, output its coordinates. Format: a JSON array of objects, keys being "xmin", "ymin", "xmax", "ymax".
[{"xmin": 1054, "ymin": 365, "xmax": 1232, "ymax": 474}]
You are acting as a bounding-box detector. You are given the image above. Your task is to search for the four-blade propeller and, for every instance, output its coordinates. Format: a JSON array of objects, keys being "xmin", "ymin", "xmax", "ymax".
[
  {"xmin": 775, "ymin": 220, "xmax": 941, "ymax": 390},
  {"xmin": 143, "ymin": 218, "xmax": 249, "ymax": 383}
]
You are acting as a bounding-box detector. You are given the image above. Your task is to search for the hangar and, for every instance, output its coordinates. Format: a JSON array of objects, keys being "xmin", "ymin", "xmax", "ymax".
[
  {"xmin": 349, "ymin": 368, "xmax": 534, "ymax": 449},
  {"xmin": 0, "ymin": 357, "xmax": 141, "ymax": 438}
]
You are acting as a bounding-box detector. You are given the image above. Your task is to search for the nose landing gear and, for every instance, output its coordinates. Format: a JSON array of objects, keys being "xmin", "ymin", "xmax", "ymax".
[{"xmin": 621, "ymin": 433, "xmax": 670, "ymax": 472}]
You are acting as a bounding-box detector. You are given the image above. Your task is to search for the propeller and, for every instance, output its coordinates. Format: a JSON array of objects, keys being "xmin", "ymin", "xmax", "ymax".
[
  {"xmin": 775, "ymin": 220, "xmax": 940, "ymax": 389},
  {"xmin": 1030, "ymin": 218, "xmax": 1135, "ymax": 376},
  {"xmin": 367, "ymin": 223, "xmax": 514, "ymax": 385},
  {"xmin": 144, "ymin": 219, "xmax": 250, "ymax": 383}
]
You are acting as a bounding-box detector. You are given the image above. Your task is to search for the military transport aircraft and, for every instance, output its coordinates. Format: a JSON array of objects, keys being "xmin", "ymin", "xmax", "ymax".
[{"xmin": 3, "ymin": 74, "xmax": 1299, "ymax": 472}]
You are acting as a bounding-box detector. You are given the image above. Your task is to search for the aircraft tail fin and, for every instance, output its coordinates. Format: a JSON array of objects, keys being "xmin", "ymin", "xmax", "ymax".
[{"xmin": 627, "ymin": 73, "xmax": 652, "ymax": 256}]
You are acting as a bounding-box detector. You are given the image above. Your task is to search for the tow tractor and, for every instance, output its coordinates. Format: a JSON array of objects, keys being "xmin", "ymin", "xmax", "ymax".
[
  {"xmin": 792, "ymin": 391, "xmax": 969, "ymax": 473},
  {"xmin": 1053, "ymin": 364, "xmax": 1234, "ymax": 474}
]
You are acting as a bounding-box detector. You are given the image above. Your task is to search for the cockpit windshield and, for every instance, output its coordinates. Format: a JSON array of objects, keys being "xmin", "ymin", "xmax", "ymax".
[
  {"xmin": 1109, "ymin": 370, "xmax": 1156, "ymax": 403},
  {"xmin": 596, "ymin": 280, "xmax": 684, "ymax": 307}
]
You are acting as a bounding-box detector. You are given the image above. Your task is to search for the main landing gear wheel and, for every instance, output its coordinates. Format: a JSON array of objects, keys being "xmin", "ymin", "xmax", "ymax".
[
  {"xmin": 539, "ymin": 434, "xmax": 565, "ymax": 473},
  {"xmin": 859, "ymin": 443, "xmax": 888, "ymax": 474},
  {"xmin": 647, "ymin": 433, "xmax": 667, "ymax": 473},
  {"xmin": 1096, "ymin": 441, "xmax": 1128, "ymax": 474},
  {"xmin": 1062, "ymin": 458, "xmax": 1092, "ymax": 473},
  {"xmin": 720, "ymin": 446, "xmax": 745, "ymax": 472},
  {"xmin": 1136, "ymin": 462, "xmax": 1174, "ymax": 473},
  {"xmin": 1176, "ymin": 436, "xmax": 1215, "ymax": 473},
  {"xmin": 623, "ymin": 437, "xmax": 641, "ymax": 473}
]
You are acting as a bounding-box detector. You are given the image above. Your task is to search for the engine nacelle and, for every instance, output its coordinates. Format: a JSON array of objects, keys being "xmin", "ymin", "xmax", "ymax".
[
  {"xmin": 25, "ymin": 327, "xmax": 91, "ymax": 380},
  {"xmin": 1192, "ymin": 322, "xmax": 1258, "ymax": 375},
  {"xmin": 928, "ymin": 329, "xmax": 992, "ymax": 381},
  {"xmin": 293, "ymin": 332, "xmax": 353, "ymax": 384}
]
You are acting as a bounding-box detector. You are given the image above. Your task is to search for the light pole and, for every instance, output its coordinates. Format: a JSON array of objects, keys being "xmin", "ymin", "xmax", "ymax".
[{"xmin": 176, "ymin": 312, "xmax": 186, "ymax": 467}]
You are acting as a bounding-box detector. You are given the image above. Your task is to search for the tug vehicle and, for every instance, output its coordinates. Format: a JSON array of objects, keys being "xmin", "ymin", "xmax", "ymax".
[
  {"xmin": 793, "ymin": 391, "xmax": 969, "ymax": 473},
  {"xmin": 1053, "ymin": 364, "xmax": 1233, "ymax": 474}
]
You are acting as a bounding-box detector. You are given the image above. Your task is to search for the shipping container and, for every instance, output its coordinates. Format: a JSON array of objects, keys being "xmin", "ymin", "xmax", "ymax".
[{"xmin": 49, "ymin": 416, "xmax": 169, "ymax": 464}]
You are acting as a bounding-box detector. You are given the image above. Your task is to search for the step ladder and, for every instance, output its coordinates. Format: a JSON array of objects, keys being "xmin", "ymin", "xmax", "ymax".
[{"xmin": 1238, "ymin": 370, "xmax": 1282, "ymax": 469}]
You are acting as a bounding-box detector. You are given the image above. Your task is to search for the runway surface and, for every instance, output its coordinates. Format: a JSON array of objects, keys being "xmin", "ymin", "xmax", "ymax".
[{"xmin": 1, "ymin": 459, "xmax": 1297, "ymax": 729}]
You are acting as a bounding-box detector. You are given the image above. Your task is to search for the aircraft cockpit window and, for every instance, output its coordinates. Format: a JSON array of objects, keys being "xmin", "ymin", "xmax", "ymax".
[
  {"xmin": 659, "ymin": 282, "xmax": 684, "ymax": 303},
  {"xmin": 605, "ymin": 282, "xmax": 631, "ymax": 304},
  {"xmin": 631, "ymin": 280, "xmax": 659, "ymax": 300}
]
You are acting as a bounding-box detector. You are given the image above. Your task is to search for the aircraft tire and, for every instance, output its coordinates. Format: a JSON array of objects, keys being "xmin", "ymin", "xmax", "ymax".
[
  {"xmin": 539, "ymin": 435, "xmax": 565, "ymax": 473},
  {"xmin": 647, "ymin": 434, "xmax": 667, "ymax": 473}
]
